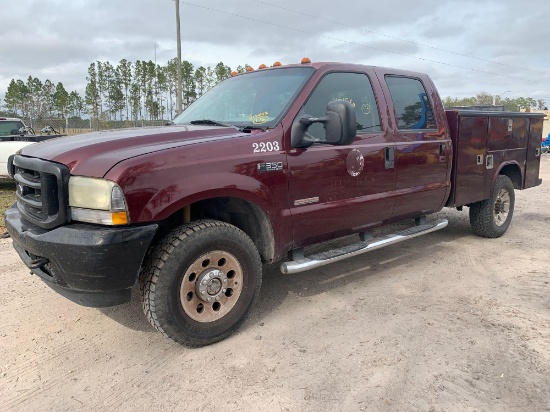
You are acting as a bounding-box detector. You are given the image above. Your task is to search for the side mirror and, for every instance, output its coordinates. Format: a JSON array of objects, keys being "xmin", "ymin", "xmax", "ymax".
[
  {"xmin": 324, "ymin": 100, "xmax": 357, "ymax": 145},
  {"xmin": 291, "ymin": 100, "xmax": 357, "ymax": 148}
]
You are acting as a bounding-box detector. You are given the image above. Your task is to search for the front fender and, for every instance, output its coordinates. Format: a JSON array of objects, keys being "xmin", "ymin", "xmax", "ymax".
[{"xmin": 140, "ymin": 172, "xmax": 276, "ymax": 222}]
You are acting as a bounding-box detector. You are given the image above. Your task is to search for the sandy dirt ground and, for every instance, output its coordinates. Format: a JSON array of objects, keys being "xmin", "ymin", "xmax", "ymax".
[{"xmin": 1, "ymin": 158, "xmax": 549, "ymax": 412}]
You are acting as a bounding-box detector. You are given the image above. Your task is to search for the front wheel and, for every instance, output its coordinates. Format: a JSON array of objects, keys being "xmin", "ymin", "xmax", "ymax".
[
  {"xmin": 139, "ymin": 220, "xmax": 262, "ymax": 347},
  {"xmin": 469, "ymin": 175, "xmax": 515, "ymax": 238}
]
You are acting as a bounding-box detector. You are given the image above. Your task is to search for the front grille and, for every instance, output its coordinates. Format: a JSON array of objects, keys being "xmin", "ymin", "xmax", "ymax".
[{"xmin": 10, "ymin": 155, "xmax": 70, "ymax": 229}]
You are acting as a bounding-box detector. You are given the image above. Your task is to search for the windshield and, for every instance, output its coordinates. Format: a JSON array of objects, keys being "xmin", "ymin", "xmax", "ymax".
[
  {"xmin": 0, "ymin": 121, "xmax": 24, "ymax": 136},
  {"xmin": 173, "ymin": 67, "xmax": 314, "ymax": 129}
]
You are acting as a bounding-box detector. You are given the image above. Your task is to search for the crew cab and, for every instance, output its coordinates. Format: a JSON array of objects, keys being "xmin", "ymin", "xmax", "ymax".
[{"xmin": 5, "ymin": 61, "xmax": 544, "ymax": 347}]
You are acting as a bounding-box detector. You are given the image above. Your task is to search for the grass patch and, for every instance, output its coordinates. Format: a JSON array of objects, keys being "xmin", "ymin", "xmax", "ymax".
[{"xmin": 0, "ymin": 179, "xmax": 16, "ymax": 230}]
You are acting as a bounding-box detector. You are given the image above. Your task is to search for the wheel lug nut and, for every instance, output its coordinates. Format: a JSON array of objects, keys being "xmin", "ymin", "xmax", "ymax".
[
  {"xmin": 222, "ymin": 289, "xmax": 226, "ymax": 293},
  {"xmin": 202, "ymin": 291, "xmax": 206, "ymax": 295}
]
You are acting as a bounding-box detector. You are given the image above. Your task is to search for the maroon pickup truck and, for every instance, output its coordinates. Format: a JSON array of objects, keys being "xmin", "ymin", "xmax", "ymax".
[{"xmin": 5, "ymin": 61, "xmax": 544, "ymax": 347}]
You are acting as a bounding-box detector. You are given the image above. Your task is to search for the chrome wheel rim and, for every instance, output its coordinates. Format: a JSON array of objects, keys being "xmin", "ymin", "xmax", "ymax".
[
  {"xmin": 493, "ymin": 188, "xmax": 510, "ymax": 227},
  {"xmin": 180, "ymin": 251, "xmax": 243, "ymax": 322}
]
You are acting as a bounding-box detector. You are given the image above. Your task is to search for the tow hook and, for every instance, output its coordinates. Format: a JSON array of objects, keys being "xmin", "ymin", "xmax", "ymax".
[{"xmin": 29, "ymin": 257, "xmax": 50, "ymax": 269}]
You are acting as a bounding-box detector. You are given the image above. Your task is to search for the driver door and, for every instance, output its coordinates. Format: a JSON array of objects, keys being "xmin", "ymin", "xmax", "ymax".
[{"xmin": 287, "ymin": 71, "xmax": 396, "ymax": 248}]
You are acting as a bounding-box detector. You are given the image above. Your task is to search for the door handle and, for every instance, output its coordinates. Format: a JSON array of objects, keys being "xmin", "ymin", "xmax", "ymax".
[{"xmin": 385, "ymin": 147, "xmax": 395, "ymax": 169}]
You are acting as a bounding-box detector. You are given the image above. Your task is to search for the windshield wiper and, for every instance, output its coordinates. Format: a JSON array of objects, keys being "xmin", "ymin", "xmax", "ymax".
[
  {"xmin": 190, "ymin": 119, "xmax": 234, "ymax": 128},
  {"xmin": 235, "ymin": 124, "xmax": 268, "ymax": 133}
]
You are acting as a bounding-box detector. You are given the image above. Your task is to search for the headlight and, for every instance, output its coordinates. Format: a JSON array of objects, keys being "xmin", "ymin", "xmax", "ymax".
[{"xmin": 69, "ymin": 176, "xmax": 129, "ymax": 225}]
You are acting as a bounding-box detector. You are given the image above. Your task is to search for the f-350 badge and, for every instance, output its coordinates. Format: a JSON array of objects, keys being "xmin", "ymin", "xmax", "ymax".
[{"xmin": 346, "ymin": 149, "xmax": 364, "ymax": 177}]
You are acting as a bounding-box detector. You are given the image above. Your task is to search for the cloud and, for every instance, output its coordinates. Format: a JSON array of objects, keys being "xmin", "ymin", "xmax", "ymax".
[{"xmin": 1, "ymin": 0, "xmax": 549, "ymax": 105}]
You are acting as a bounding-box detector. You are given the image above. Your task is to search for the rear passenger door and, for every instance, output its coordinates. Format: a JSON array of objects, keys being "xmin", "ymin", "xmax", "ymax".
[
  {"xmin": 381, "ymin": 75, "xmax": 451, "ymax": 219},
  {"xmin": 287, "ymin": 70, "xmax": 396, "ymax": 247}
]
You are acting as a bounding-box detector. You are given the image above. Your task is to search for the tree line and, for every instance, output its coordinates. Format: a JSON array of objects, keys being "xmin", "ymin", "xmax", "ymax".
[
  {"xmin": 443, "ymin": 92, "xmax": 546, "ymax": 112},
  {"xmin": 1, "ymin": 59, "xmax": 255, "ymax": 123},
  {"xmin": 1, "ymin": 60, "xmax": 547, "ymax": 122}
]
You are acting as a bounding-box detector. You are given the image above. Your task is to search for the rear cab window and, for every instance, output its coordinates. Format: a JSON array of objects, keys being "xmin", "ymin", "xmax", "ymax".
[
  {"xmin": 302, "ymin": 72, "xmax": 382, "ymax": 141},
  {"xmin": 0, "ymin": 121, "xmax": 24, "ymax": 136},
  {"xmin": 385, "ymin": 76, "xmax": 436, "ymax": 130}
]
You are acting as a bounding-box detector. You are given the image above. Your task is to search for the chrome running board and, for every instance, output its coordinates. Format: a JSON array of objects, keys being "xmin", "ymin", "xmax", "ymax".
[{"xmin": 280, "ymin": 219, "xmax": 448, "ymax": 274}]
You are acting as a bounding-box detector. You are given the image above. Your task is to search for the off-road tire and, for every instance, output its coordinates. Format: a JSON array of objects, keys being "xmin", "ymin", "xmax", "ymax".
[
  {"xmin": 139, "ymin": 219, "xmax": 262, "ymax": 347},
  {"xmin": 469, "ymin": 175, "xmax": 515, "ymax": 238}
]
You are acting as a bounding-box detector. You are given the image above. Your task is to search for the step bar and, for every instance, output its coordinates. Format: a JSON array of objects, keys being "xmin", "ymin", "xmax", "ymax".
[{"xmin": 280, "ymin": 219, "xmax": 448, "ymax": 274}]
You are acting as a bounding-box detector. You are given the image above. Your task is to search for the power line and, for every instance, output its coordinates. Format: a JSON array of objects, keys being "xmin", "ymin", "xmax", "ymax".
[
  {"xmin": 251, "ymin": 0, "xmax": 549, "ymax": 77},
  {"xmin": 181, "ymin": 1, "xmax": 550, "ymax": 87}
]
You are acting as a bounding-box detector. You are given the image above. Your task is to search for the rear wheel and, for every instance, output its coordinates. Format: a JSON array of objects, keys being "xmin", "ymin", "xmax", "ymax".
[
  {"xmin": 469, "ymin": 175, "xmax": 515, "ymax": 238},
  {"xmin": 139, "ymin": 219, "xmax": 262, "ymax": 347}
]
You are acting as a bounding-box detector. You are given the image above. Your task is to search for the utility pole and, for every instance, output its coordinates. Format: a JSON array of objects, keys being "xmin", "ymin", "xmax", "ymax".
[
  {"xmin": 155, "ymin": 43, "xmax": 158, "ymax": 120},
  {"xmin": 175, "ymin": 0, "xmax": 183, "ymax": 115}
]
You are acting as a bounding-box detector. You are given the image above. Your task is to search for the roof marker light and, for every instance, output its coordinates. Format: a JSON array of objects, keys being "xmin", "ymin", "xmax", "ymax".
[
  {"xmin": 272, "ymin": 61, "xmax": 282, "ymax": 67},
  {"xmin": 301, "ymin": 57, "xmax": 311, "ymax": 64},
  {"xmin": 246, "ymin": 66, "xmax": 254, "ymax": 72},
  {"xmin": 231, "ymin": 71, "xmax": 238, "ymax": 76},
  {"xmin": 258, "ymin": 64, "xmax": 267, "ymax": 69}
]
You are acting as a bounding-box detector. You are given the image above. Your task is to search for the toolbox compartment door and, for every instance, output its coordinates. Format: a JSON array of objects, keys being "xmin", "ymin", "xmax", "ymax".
[
  {"xmin": 524, "ymin": 116, "xmax": 543, "ymax": 188},
  {"xmin": 446, "ymin": 113, "xmax": 489, "ymax": 206}
]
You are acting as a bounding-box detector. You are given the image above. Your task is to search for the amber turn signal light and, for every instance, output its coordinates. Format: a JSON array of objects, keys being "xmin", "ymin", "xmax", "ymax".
[{"xmin": 111, "ymin": 211, "xmax": 129, "ymax": 225}]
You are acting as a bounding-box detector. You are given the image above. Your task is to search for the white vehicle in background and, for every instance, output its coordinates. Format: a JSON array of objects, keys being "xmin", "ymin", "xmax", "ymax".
[{"xmin": 0, "ymin": 117, "xmax": 63, "ymax": 178}]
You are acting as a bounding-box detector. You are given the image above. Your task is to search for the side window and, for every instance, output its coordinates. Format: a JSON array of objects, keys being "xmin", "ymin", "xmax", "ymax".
[
  {"xmin": 385, "ymin": 76, "xmax": 436, "ymax": 130},
  {"xmin": 303, "ymin": 72, "xmax": 382, "ymax": 141}
]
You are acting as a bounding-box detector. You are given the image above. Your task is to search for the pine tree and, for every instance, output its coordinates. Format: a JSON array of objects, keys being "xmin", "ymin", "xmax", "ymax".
[
  {"xmin": 194, "ymin": 66, "xmax": 207, "ymax": 98},
  {"xmin": 42, "ymin": 80, "xmax": 55, "ymax": 117},
  {"xmin": 68, "ymin": 91, "xmax": 84, "ymax": 118},
  {"xmin": 53, "ymin": 82, "xmax": 69, "ymax": 118},
  {"xmin": 85, "ymin": 63, "xmax": 100, "ymax": 124},
  {"xmin": 182, "ymin": 61, "xmax": 196, "ymax": 108},
  {"xmin": 4, "ymin": 79, "xmax": 22, "ymax": 115},
  {"xmin": 117, "ymin": 59, "xmax": 133, "ymax": 123},
  {"xmin": 214, "ymin": 62, "xmax": 231, "ymax": 83}
]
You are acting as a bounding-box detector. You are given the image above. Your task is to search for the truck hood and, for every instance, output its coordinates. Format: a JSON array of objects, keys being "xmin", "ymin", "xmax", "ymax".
[{"xmin": 20, "ymin": 125, "xmax": 247, "ymax": 177}]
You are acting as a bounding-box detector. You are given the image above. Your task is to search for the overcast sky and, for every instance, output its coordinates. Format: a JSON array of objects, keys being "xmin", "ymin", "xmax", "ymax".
[{"xmin": 1, "ymin": 0, "xmax": 549, "ymax": 105}]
